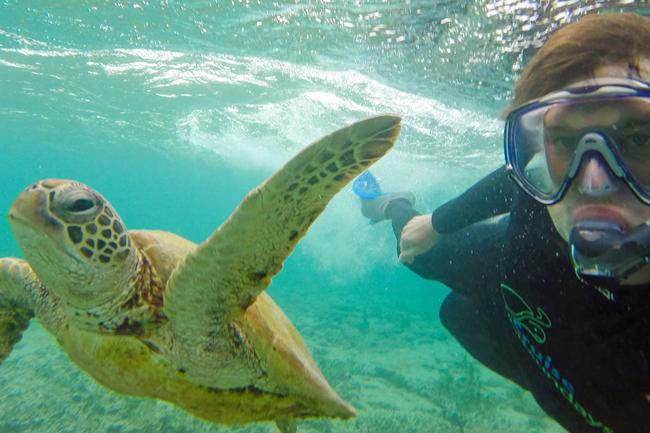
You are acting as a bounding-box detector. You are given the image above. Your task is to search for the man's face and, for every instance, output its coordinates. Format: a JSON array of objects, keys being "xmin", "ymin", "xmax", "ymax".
[
  {"xmin": 544, "ymin": 61, "xmax": 650, "ymax": 284},
  {"xmin": 547, "ymin": 61, "xmax": 650, "ymax": 243}
]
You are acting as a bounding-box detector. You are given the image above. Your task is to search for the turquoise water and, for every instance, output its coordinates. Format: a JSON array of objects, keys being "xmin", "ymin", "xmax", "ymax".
[{"xmin": 1, "ymin": 2, "xmax": 647, "ymax": 433}]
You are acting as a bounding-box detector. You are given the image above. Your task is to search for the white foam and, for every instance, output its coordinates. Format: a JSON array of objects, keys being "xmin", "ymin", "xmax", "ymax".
[{"xmin": 162, "ymin": 54, "xmax": 502, "ymax": 171}]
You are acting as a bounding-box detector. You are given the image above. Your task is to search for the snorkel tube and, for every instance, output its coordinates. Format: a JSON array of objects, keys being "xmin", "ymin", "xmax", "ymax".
[{"xmin": 569, "ymin": 219, "xmax": 650, "ymax": 290}]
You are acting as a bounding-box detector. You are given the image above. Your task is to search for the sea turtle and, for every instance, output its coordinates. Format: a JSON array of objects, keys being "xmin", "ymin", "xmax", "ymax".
[{"xmin": 0, "ymin": 115, "xmax": 401, "ymax": 432}]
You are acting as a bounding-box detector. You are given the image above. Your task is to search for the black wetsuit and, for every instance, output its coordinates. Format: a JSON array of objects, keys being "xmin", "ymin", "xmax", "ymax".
[{"xmin": 387, "ymin": 167, "xmax": 650, "ymax": 433}]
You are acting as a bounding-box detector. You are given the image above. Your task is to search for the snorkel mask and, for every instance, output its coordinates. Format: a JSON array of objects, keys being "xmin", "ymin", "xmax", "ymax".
[{"xmin": 504, "ymin": 78, "xmax": 650, "ymax": 288}]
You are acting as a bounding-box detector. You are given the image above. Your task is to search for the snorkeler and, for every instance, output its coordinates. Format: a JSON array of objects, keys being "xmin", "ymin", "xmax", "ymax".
[{"xmin": 356, "ymin": 13, "xmax": 650, "ymax": 433}]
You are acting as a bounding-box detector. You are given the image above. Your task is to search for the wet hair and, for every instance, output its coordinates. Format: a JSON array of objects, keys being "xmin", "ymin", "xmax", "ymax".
[{"xmin": 505, "ymin": 13, "xmax": 650, "ymax": 114}]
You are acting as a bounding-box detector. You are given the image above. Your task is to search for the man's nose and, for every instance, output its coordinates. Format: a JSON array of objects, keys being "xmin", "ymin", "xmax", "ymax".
[{"xmin": 576, "ymin": 152, "xmax": 619, "ymax": 197}]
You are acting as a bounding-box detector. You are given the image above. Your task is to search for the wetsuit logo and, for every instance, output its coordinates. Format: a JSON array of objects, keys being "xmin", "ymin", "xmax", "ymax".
[
  {"xmin": 501, "ymin": 283, "xmax": 551, "ymax": 344},
  {"xmin": 500, "ymin": 283, "xmax": 614, "ymax": 433}
]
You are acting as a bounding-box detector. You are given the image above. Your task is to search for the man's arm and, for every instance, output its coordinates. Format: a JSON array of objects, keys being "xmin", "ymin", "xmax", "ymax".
[
  {"xmin": 386, "ymin": 165, "xmax": 514, "ymax": 296},
  {"xmin": 431, "ymin": 165, "xmax": 514, "ymax": 234},
  {"xmin": 396, "ymin": 166, "xmax": 514, "ymax": 264},
  {"xmin": 407, "ymin": 214, "xmax": 509, "ymax": 297}
]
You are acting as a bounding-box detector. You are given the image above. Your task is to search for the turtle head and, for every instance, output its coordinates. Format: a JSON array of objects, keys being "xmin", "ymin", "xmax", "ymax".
[{"xmin": 8, "ymin": 179, "xmax": 138, "ymax": 309}]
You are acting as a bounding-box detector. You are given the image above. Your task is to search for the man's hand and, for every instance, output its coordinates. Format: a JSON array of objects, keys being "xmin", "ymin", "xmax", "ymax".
[{"xmin": 399, "ymin": 214, "xmax": 438, "ymax": 264}]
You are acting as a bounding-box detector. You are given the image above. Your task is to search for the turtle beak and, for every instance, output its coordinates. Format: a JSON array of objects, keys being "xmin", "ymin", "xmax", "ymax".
[
  {"xmin": 9, "ymin": 186, "xmax": 83, "ymax": 264},
  {"xmin": 9, "ymin": 187, "xmax": 64, "ymax": 234}
]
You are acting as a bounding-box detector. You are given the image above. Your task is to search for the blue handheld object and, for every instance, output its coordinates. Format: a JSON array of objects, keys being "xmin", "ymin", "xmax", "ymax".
[{"xmin": 353, "ymin": 171, "xmax": 385, "ymax": 200}]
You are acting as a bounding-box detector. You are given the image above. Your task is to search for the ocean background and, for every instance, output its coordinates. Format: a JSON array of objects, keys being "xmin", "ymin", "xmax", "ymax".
[{"xmin": 1, "ymin": 2, "xmax": 647, "ymax": 432}]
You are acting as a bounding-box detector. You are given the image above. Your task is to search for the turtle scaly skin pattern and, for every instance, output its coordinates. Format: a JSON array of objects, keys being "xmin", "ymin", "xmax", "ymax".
[{"xmin": 0, "ymin": 116, "xmax": 401, "ymax": 432}]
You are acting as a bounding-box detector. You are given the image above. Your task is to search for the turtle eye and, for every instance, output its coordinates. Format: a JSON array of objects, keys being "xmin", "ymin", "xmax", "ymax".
[
  {"xmin": 52, "ymin": 188, "xmax": 103, "ymax": 223},
  {"xmin": 67, "ymin": 198, "xmax": 95, "ymax": 213}
]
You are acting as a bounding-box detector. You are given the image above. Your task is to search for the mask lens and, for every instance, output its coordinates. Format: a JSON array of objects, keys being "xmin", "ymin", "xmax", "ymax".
[
  {"xmin": 509, "ymin": 96, "xmax": 650, "ymax": 202},
  {"xmin": 510, "ymin": 105, "xmax": 565, "ymax": 199},
  {"xmin": 609, "ymin": 98, "xmax": 650, "ymax": 190}
]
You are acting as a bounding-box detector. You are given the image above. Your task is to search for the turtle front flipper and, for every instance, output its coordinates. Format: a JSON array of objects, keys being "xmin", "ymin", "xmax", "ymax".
[
  {"xmin": 0, "ymin": 258, "xmax": 37, "ymax": 363},
  {"xmin": 165, "ymin": 115, "xmax": 401, "ymax": 325}
]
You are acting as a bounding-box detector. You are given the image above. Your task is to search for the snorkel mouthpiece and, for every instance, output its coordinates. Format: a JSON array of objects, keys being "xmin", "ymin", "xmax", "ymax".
[{"xmin": 570, "ymin": 220, "xmax": 650, "ymax": 288}]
